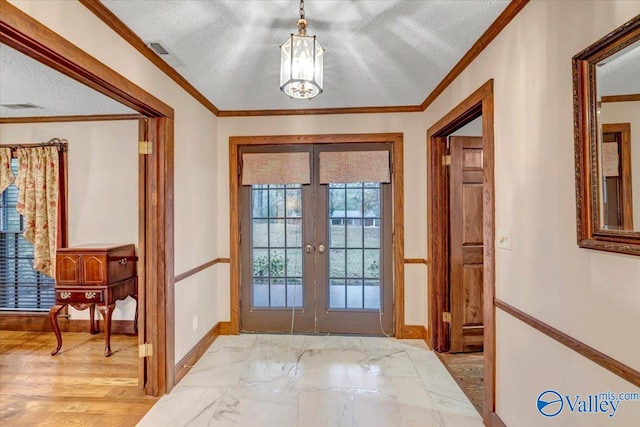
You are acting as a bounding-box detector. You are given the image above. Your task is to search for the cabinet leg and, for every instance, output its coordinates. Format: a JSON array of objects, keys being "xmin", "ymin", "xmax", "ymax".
[
  {"xmin": 98, "ymin": 304, "xmax": 115, "ymax": 357},
  {"xmin": 49, "ymin": 304, "xmax": 65, "ymax": 356},
  {"xmin": 89, "ymin": 304, "xmax": 99, "ymax": 334}
]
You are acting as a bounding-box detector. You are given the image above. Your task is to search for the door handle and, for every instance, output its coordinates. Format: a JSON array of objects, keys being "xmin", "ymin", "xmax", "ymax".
[
  {"xmin": 318, "ymin": 244, "xmax": 326, "ymax": 253},
  {"xmin": 305, "ymin": 244, "xmax": 313, "ymax": 253}
]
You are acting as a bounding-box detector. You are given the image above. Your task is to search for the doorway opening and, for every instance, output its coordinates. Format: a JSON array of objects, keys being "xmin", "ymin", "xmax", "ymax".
[
  {"xmin": 1, "ymin": 3, "xmax": 175, "ymax": 395},
  {"xmin": 427, "ymin": 80, "xmax": 496, "ymax": 423},
  {"xmin": 230, "ymin": 133, "xmax": 406, "ymax": 337},
  {"xmin": 438, "ymin": 128, "xmax": 485, "ymax": 415}
]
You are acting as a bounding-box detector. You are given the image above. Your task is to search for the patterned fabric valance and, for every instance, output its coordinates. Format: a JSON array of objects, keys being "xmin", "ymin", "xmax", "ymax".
[
  {"xmin": 241, "ymin": 152, "xmax": 311, "ymax": 185},
  {"xmin": 319, "ymin": 151, "xmax": 390, "ymax": 184}
]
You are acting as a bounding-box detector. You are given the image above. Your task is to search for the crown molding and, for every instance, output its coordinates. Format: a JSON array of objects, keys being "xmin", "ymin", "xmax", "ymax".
[
  {"xmin": 0, "ymin": 113, "xmax": 143, "ymax": 124},
  {"xmin": 420, "ymin": 0, "xmax": 530, "ymax": 110},
  {"xmin": 601, "ymin": 94, "xmax": 640, "ymax": 103},
  {"xmin": 81, "ymin": 0, "xmax": 530, "ymax": 117},
  {"xmin": 218, "ymin": 105, "xmax": 422, "ymax": 117},
  {"xmin": 78, "ymin": 0, "xmax": 220, "ymax": 116}
]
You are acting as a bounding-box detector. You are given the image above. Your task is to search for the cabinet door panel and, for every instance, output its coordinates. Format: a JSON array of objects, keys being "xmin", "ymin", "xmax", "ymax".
[
  {"xmin": 82, "ymin": 255, "xmax": 107, "ymax": 284},
  {"xmin": 56, "ymin": 255, "xmax": 80, "ymax": 284}
]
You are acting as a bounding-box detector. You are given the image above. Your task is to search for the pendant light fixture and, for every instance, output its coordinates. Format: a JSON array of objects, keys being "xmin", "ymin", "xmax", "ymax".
[{"xmin": 280, "ymin": 0, "xmax": 324, "ymax": 99}]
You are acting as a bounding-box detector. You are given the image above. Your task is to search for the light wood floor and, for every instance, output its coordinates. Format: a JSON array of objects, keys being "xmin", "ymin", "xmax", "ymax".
[
  {"xmin": 438, "ymin": 351, "xmax": 484, "ymax": 414},
  {"xmin": 0, "ymin": 330, "xmax": 157, "ymax": 426}
]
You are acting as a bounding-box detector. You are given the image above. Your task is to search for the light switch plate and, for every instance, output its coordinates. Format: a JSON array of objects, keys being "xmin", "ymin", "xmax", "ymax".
[
  {"xmin": 497, "ymin": 229, "xmax": 512, "ymax": 250},
  {"xmin": 192, "ymin": 315, "xmax": 198, "ymax": 331}
]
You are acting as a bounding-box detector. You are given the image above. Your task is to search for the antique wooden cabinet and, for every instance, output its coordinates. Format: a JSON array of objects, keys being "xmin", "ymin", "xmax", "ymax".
[
  {"xmin": 56, "ymin": 244, "xmax": 136, "ymax": 285},
  {"xmin": 51, "ymin": 244, "xmax": 138, "ymax": 357}
]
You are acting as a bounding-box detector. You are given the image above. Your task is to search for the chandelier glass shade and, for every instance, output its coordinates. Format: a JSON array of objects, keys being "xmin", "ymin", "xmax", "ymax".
[{"xmin": 279, "ymin": 5, "xmax": 324, "ymax": 100}]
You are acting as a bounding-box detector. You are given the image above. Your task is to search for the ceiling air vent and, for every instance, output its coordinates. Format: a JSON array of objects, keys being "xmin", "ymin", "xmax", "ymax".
[
  {"xmin": 147, "ymin": 41, "xmax": 185, "ymax": 67},
  {"xmin": 148, "ymin": 42, "xmax": 169, "ymax": 55},
  {"xmin": 1, "ymin": 103, "xmax": 43, "ymax": 110}
]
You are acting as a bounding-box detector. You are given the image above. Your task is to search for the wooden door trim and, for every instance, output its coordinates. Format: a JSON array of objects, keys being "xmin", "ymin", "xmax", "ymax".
[
  {"xmin": 427, "ymin": 79, "xmax": 495, "ymax": 422},
  {"xmin": 602, "ymin": 123, "xmax": 633, "ymax": 230},
  {"xmin": 0, "ymin": 1, "xmax": 174, "ymax": 396},
  {"xmin": 229, "ymin": 133, "xmax": 405, "ymax": 337}
]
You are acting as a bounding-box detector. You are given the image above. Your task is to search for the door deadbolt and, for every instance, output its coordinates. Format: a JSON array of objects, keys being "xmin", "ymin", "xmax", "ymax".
[{"xmin": 305, "ymin": 244, "xmax": 313, "ymax": 253}]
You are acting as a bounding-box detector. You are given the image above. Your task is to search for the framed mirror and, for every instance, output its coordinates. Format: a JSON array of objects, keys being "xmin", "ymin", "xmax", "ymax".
[{"xmin": 573, "ymin": 15, "xmax": 640, "ymax": 256}]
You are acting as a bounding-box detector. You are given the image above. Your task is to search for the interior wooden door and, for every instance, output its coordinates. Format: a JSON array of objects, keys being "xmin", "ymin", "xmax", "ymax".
[{"xmin": 449, "ymin": 136, "xmax": 484, "ymax": 353}]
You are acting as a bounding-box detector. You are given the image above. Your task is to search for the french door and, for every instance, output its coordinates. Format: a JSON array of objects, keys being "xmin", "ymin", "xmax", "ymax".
[{"xmin": 240, "ymin": 144, "xmax": 393, "ymax": 335}]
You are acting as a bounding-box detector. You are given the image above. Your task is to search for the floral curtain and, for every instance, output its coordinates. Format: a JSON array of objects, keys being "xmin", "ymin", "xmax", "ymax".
[
  {"xmin": 15, "ymin": 147, "xmax": 59, "ymax": 278},
  {"xmin": 0, "ymin": 147, "xmax": 15, "ymax": 194}
]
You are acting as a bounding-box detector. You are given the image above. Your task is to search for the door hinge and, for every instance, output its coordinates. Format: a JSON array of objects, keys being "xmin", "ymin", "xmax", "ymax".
[
  {"xmin": 442, "ymin": 155, "xmax": 451, "ymax": 166},
  {"xmin": 138, "ymin": 343, "xmax": 153, "ymax": 357},
  {"xmin": 442, "ymin": 312, "xmax": 452, "ymax": 323},
  {"xmin": 139, "ymin": 140, "xmax": 153, "ymax": 155}
]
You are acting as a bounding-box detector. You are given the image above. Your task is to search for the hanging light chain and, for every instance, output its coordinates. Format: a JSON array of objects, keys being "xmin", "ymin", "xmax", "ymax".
[{"xmin": 297, "ymin": 0, "xmax": 307, "ymax": 36}]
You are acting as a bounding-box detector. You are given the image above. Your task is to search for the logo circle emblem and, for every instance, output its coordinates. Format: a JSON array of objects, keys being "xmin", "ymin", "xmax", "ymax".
[{"xmin": 537, "ymin": 390, "xmax": 563, "ymax": 417}]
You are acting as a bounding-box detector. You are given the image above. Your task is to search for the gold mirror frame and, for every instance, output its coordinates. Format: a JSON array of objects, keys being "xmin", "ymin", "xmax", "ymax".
[{"xmin": 573, "ymin": 15, "xmax": 640, "ymax": 256}]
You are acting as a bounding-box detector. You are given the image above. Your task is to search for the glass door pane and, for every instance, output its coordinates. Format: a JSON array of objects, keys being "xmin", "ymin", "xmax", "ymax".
[
  {"xmin": 250, "ymin": 184, "xmax": 303, "ymax": 308},
  {"xmin": 327, "ymin": 182, "xmax": 381, "ymax": 310}
]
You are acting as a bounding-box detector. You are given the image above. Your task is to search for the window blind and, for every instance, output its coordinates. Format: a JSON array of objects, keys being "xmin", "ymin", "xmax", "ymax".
[
  {"xmin": 319, "ymin": 151, "xmax": 391, "ymax": 184},
  {"xmin": 241, "ymin": 152, "xmax": 311, "ymax": 185},
  {"xmin": 0, "ymin": 158, "xmax": 55, "ymax": 311}
]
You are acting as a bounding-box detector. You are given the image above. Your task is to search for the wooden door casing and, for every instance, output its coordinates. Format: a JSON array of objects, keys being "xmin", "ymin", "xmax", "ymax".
[
  {"xmin": 449, "ymin": 136, "xmax": 484, "ymax": 353},
  {"xmin": 601, "ymin": 123, "xmax": 633, "ymax": 231},
  {"xmin": 230, "ymin": 133, "xmax": 405, "ymax": 337}
]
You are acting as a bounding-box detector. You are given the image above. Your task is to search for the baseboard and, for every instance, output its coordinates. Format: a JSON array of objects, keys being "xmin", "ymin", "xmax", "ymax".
[
  {"xmin": 402, "ymin": 325, "xmax": 428, "ymax": 345},
  {"xmin": 218, "ymin": 321, "xmax": 231, "ymax": 335},
  {"xmin": 174, "ymin": 322, "xmax": 221, "ymax": 384},
  {"xmin": 0, "ymin": 312, "xmax": 136, "ymax": 335},
  {"xmin": 489, "ymin": 412, "xmax": 507, "ymax": 427}
]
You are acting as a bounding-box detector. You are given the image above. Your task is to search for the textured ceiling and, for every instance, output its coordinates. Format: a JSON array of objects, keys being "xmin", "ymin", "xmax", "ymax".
[
  {"xmin": 0, "ymin": 43, "xmax": 136, "ymax": 118},
  {"xmin": 598, "ymin": 41, "xmax": 640, "ymax": 97},
  {"xmin": 101, "ymin": 0, "xmax": 510, "ymax": 111}
]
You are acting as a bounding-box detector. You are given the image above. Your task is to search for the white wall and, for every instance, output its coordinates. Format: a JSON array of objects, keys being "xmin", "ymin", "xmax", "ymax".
[
  {"xmin": 0, "ymin": 120, "xmax": 138, "ymax": 321},
  {"xmin": 9, "ymin": 0, "xmax": 220, "ymax": 362},
  {"xmin": 217, "ymin": 113, "xmax": 428, "ymax": 327},
  {"xmin": 600, "ymin": 100, "xmax": 640, "ymax": 228},
  {"xmin": 450, "ymin": 116, "xmax": 482, "ymax": 136},
  {"xmin": 422, "ymin": 1, "xmax": 640, "ymax": 425}
]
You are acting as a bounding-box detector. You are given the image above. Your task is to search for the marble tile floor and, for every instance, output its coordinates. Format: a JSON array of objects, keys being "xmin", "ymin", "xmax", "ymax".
[{"xmin": 137, "ymin": 334, "xmax": 483, "ymax": 427}]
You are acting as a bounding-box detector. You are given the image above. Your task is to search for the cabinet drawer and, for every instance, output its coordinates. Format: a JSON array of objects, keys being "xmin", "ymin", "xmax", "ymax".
[{"xmin": 56, "ymin": 289, "xmax": 104, "ymax": 304}]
